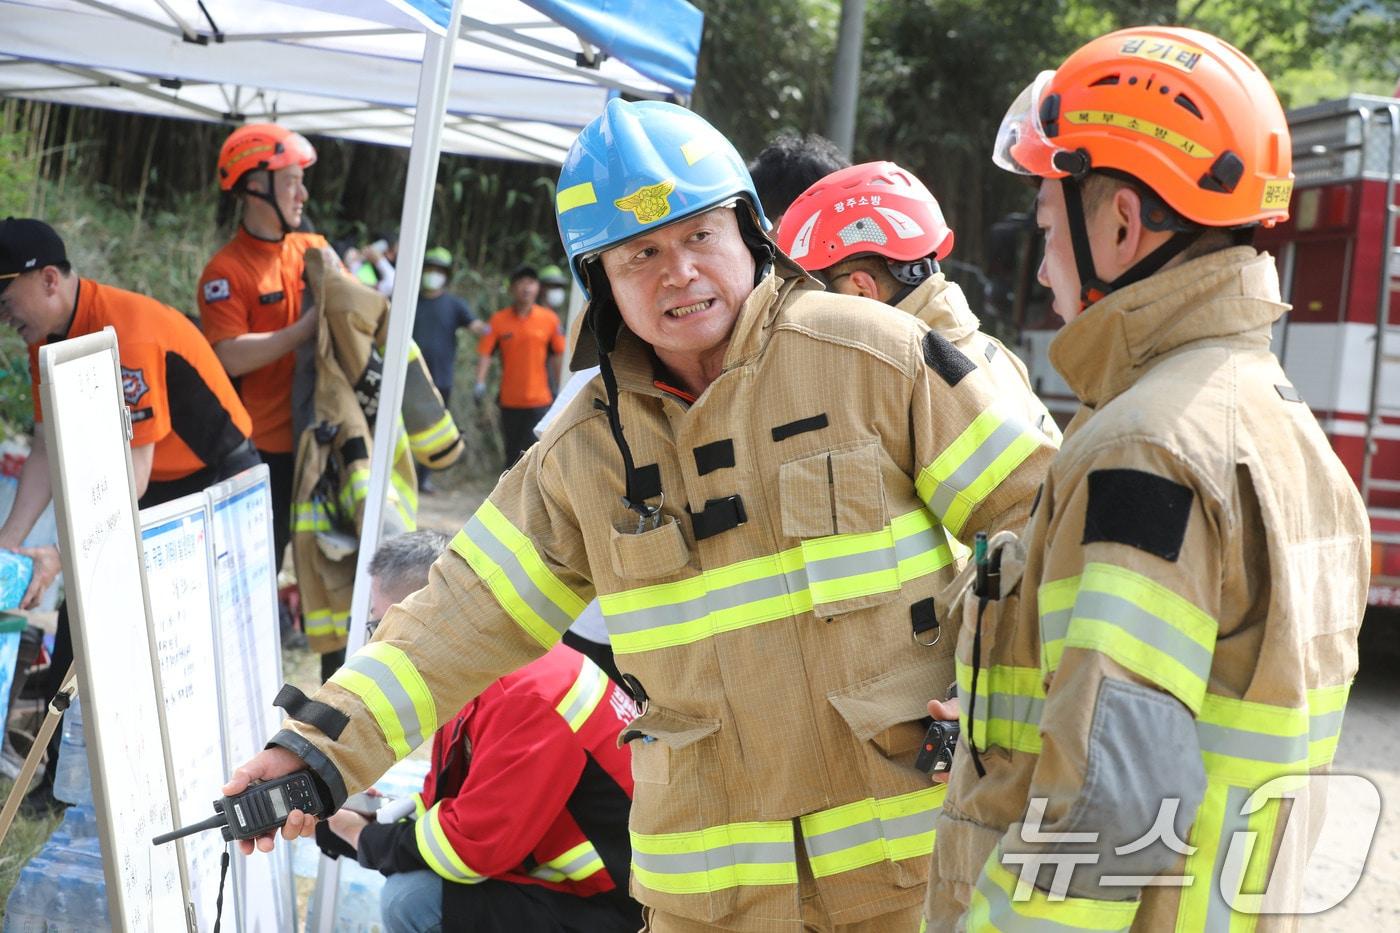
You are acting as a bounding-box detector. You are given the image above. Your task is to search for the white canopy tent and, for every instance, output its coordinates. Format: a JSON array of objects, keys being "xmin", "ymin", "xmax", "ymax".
[
  {"xmin": 2, "ymin": 2, "xmax": 704, "ymax": 928},
  {"xmin": 1, "ymin": 0, "xmax": 702, "ymax": 163}
]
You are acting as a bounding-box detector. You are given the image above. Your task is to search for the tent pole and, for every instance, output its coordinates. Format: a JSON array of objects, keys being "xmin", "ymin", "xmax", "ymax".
[{"xmin": 311, "ymin": 3, "xmax": 465, "ymax": 929}]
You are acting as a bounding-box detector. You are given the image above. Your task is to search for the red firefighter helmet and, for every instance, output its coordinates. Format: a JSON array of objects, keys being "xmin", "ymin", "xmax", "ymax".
[{"xmin": 776, "ymin": 161, "xmax": 955, "ymax": 272}]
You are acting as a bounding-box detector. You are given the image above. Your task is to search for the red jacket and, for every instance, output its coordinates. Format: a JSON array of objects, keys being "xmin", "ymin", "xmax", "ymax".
[{"xmin": 355, "ymin": 644, "xmax": 637, "ymax": 900}]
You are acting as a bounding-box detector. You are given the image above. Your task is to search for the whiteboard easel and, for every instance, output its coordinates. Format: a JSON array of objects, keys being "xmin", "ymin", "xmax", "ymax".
[
  {"xmin": 206, "ymin": 467, "xmax": 295, "ymax": 931},
  {"xmin": 140, "ymin": 493, "xmax": 236, "ymax": 933},
  {"xmin": 40, "ymin": 328, "xmax": 190, "ymax": 931}
]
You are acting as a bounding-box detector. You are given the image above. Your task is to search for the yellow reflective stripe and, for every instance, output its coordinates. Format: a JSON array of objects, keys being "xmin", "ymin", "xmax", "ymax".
[
  {"xmin": 968, "ymin": 849, "xmax": 1138, "ymax": 932},
  {"xmin": 408, "ymin": 411, "xmax": 458, "ymax": 451},
  {"xmin": 407, "ymin": 341, "xmax": 423, "ymax": 363},
  {"xmin": 328, "ymin": 642, "xmax": 438, "ymax": 759},
  {"xmin": 1196, "ymin": 683, "xmax": 1351, "ymax": 785},
  {"xmin": 452, "ymin": 500, "xmax": 586, "ymax": 648},
  {"xmin": 292, "ymin": 511, "xmax": 332, "ymax": 533},
  {"xmin": 415, "ymin": 802, "xmax": 485, "ymax": 884},
  {"xmin": 389, "ymin": 469, "xmax": 418, "ymax": 529},
  {"xmin": 1175, "ymin": 780, "xmax": 1276, "ymax": 932},
  {"xmin": 916, "ymin": 407, "xmax": 1042, "ymax": 539},
  {"xmin": 919, "ymin": 919, "xmax": 928, "ymax": 933},
  {"xmin": 555, "ymin": 657, "xmax": 610, "ymax": 732},
  {"xmin": 557, "ymin": 182, "xmax": 598, "ymax": 214},
  {"xmin": 799, "ymin": 786, "xmax": 944, "ymax": 878},
  {"xmin": 338, "ymin": 468, "xmax": 371, "ymax": 511},
  {"xmin": 602, "ymin": 509, "xmax": 959, "ymax": 655},
  {"xmin": 538, "ymin": 840, "xmax": 605, "ymax": 881},
  {"xmin": 955, "ymin": 660, "xmax": 1044, "ymax": 755},
  {"xmin": 1038, "ymin": 574, "xmax": 1079, "ymax": 673},
  {"xmin": 630, "ymin": 821, "xmax": 797, "ymax": 895},
  {"xmin": 1062, "ymin": 563, "xmax": 1216, "ymax": 713},
  {"xmin": 303, "ymin": 608, "xmax": 348, "ymax": 638},
  {"xmin": 413, "ymin": 793, "xmax": 427, "ymax": 819},
  {"xmin": 1306, "ymin": 683, "xmax": 1350, "ymax": 768}
]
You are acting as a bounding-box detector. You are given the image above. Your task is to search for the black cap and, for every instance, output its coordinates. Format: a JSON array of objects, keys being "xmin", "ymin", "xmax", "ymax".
[
  {"xmin": 508, "ymin": 264, "xmax": 539, "ymax": 285},
  {"xmin": 0, "ymin": 218, "xmax": 68, "ymax": 295}
]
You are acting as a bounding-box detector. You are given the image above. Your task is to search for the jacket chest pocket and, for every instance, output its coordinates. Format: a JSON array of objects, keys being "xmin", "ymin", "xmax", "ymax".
[
  {"xmin": 609, "ymin": 516, "xmax": 691, "ymax": 581},
  {"xmin": 779, "ymin": 443, "xmax": 897, "ymax": 617}
]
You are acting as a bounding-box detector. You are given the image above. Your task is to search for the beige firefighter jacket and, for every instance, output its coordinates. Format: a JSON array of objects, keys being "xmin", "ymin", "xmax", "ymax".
[
  {"xmin": 292, "ymin": 250, "xmax": 420, "ymax": 652},
  {"xmin": 896, "ymin": 276, "xmax": 1060, "ymax": 446},
  {"xmin": 922, "ymin": 248, "xmax": 1368, "ymax": 931},
  {"xmin": 272, "ymin": 263, "xmax": 1057, "ymax": 929}
]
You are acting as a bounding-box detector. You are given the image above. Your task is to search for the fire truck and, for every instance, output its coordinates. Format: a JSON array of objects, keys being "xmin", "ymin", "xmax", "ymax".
[{"xmin": 1006, "ymin": 94, "xmax": 1400, "ymax": 607}]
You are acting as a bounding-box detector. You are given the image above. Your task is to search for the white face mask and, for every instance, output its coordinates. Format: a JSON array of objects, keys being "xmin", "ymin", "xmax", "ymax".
[
  {"xmin": 544, "ymin": 286, "xmax": 567, "ymax": 307},
  {"xmin": 422, "ymin": 270, "xmax": 448, "ymax": 291}
]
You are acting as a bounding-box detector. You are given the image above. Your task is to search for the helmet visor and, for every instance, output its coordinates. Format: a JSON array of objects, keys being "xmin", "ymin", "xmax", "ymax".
[
  {"xmin": 280, "ymin": 132, "xmax": 317, "ymax": 168},
  {"xmin": 992, "ymin": 71, "xmax": 1066, "ymax": 178}
]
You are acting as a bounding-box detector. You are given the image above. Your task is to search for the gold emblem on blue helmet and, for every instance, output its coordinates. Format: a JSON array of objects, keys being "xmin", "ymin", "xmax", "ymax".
[{"xmin": 614, "ymin": 179, "xmax": 676, "ymax": 225}]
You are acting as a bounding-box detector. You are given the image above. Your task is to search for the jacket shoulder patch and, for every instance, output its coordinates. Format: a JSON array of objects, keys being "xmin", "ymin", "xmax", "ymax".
[
  {"xmin": 121, "ymin": 366, "xmax": 149, "ymax": 406},
  {"xmin": 1082, "ymin": 468, "xmax": 1193, "ymax": 562},
  {"xmin": 202, "ymin": 278, "xmax": 230, "ymax": 303},
  {"xmin": 922, "ymin": 331, "xmax": 976, "ymax": 387}
]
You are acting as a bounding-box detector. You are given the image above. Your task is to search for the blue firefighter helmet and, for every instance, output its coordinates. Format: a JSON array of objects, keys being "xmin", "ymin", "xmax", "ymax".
[
  {"xmin": 556, "ymin": 99, "xmax": 768, "ymax": 294},
  {"xmin": 556, "ymin": 100, "xmax": 771, "ymax": 368}
]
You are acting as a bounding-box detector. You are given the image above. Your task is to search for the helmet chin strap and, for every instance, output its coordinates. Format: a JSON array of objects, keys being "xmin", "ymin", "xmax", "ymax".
[
  {"xmin": 1060, "ymin": 175, "xmax": 1201, "ymax": 310},
  {"xmin": 247, "ymin": 169, "xmax": 295, "ymax": 236}
]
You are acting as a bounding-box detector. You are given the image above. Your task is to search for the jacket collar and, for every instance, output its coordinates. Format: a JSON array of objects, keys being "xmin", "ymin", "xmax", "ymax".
[
  {"xmin": 1049, "ymin": 247, "xmax": 1286, "ymax": 409},
  {"xmin": 895, "ymin": 274, "xmax": 979, "ymax": 340}
]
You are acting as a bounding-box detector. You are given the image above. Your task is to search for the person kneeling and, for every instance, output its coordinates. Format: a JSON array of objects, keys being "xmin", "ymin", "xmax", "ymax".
[{"xmin": 319, "ymin": 531, "xmax": 641, "ymax": 933}]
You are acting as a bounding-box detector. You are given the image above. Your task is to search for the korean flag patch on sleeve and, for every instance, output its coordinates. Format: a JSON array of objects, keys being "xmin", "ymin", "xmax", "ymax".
[{"xmin": 203, "ymin": 278, "xmax": 231, "ymax": 303}]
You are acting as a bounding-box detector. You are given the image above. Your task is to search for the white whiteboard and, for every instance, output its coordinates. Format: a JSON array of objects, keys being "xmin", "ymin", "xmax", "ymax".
[
  {"xmin": 140, "ymin": 494, "xmax": 236, "ymax": 933},
  {"xmin": 39, "ymin": 328, "xmax": 188, "ymax": 932},
  {"xmin": 207, "ymin": 467, "xmax": 295, "ymax": 932}
]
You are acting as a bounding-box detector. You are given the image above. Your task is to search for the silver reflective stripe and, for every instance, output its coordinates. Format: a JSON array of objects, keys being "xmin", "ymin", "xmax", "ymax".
[
  {"xmin": 631, "ymin": 841, "xmax": 794, "ymax": 875},
  {"xmin": 968, "ymin": 687, "xmax": 1045, "ymax": 731},
  {"xmin": 804, "ymin": 808, "xmax": 936, "ymax": 859},
  {"xmin": 1310, "ymin": 708, "xmax": 1345, "ymax": 742},
  {"xmin": 551, "ymin": 846, "xmax": 602, "ymax": 877},
  {"xmin": 894, "ymin": 525, "xmax": 944, "ymax": 562},
  {"xmin": 558, "ymin": 659, "xmax": 608, "ymax": 729},
  {"xmin": 603, "ymin": 566, "xmax": 808, "ymax": 636},
  {"xmin": 463, "ymin": 515, "xmax": 576, "ymax": 635},
  {"xmin": 343, "ymin": 653, "xmax": 426, "ymax": 749},
  {"xmin": 805, "ymin": 544, "xmax": 897, "ymax": 585},
  {"xmin": 926, "ymin": 419, "xmax": 1027, "ymax": 518},
  {"xmin": 974, "ymin": 868, "xmax": 1098, "ymax": 933},
  {"xmin": 1196, "ymin": 722, "xmax": 1307, "ymax": 765},
  {"xmin": 1205, "ymin": 786, "xmax": 1252, "ymax": 933},
  {"xmin": 417, "ymin": 817, "xmax": 481, "ymax": 884},
  {"xmin": 1040, "ymin": 606, "xmax": 1071, "ymax": 647},
  {"xmin": 1071, "ymin": 590, "xmax": 1213, "ymax": 681}
]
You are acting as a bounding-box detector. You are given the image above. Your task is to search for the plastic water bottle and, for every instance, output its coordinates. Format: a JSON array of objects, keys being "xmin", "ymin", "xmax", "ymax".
[
  {"xmin": 53, "ymin": 696, "xmax": 92, "ymax": 807},
  {"xmin": 2, "ymin": 852, "xmax": 54, "ymax": 932}
]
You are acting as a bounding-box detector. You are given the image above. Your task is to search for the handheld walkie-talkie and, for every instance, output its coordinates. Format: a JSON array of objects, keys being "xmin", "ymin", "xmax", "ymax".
[
  {"xmin": 915, "ymin": 719, "xmax": 960, "ymax": 775},
  {"xmin": 152, "ymin": 772, "xmax": 327, "ymax": 846}
]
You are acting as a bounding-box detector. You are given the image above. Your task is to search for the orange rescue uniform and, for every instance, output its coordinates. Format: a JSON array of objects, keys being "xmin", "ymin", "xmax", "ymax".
[
  {"xmin": 477, "ymin": 305, "xmax": 565, "ymax": 409},
  {"xmin": 197, "ymin": 227, "xmax": 328, "ymax": 452},
  {"xmin": 28, "ymin": 278, "xmax": 253, "ymax": 483}
]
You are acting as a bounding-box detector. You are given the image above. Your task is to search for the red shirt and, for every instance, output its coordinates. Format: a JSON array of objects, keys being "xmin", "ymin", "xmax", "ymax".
[
  {"xmin": 29, "ymin": 279, "xmax": 253, "ymax": 482},
  {"xmin": 477, "ymin": 305, "xmax": 565, "ymax": 409},
  {"xmin": 354, "ymin": 644, "xmax": 638, "ymax": 898},
  {"xmin": 197, "ymin": 227, "xmax": 328, "ymax": 453}
]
